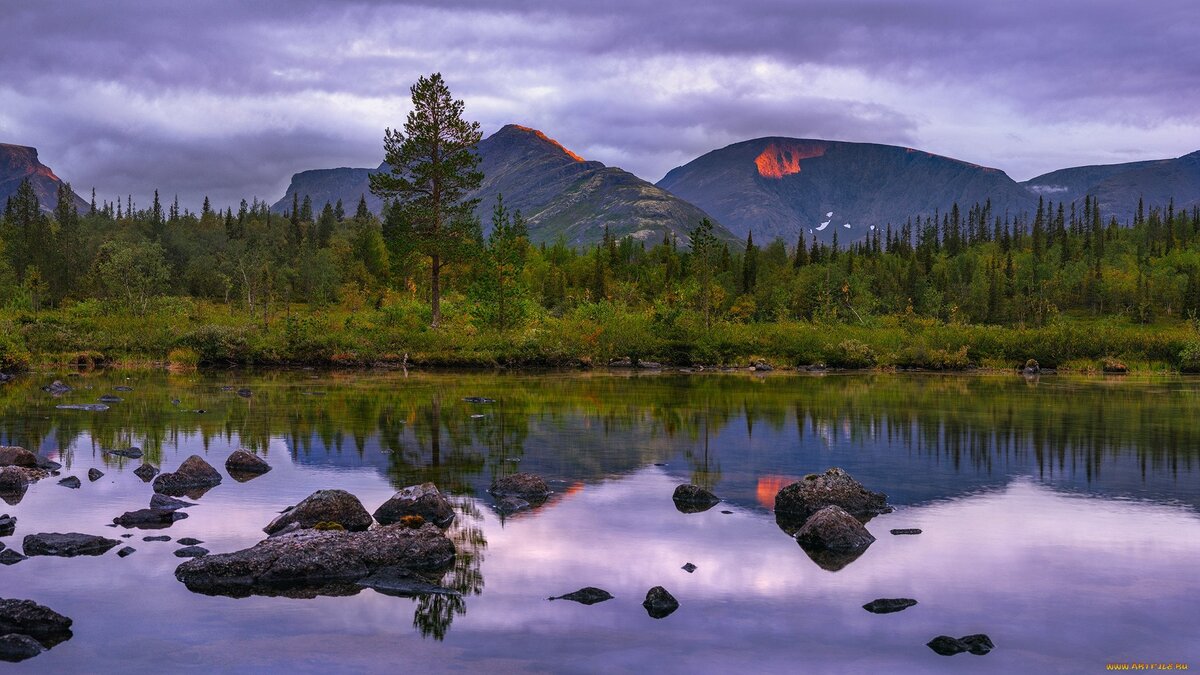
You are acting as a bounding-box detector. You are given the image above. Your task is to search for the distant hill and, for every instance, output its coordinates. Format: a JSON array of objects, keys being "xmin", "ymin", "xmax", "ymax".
[
  {"xmin": 1023, "ymin": 151, "xmax": 1200, "ymax": 223},
  {"xmin": 272, "ymin": 124, "xmax": 734, "ymax": 246},
  {"xmin": 657, "ymin": 138, "xmax": 1038, "ymax": 243},
  {"xmin": 0, "ymin": 143, "xmax": 88, "ymax": 213}
]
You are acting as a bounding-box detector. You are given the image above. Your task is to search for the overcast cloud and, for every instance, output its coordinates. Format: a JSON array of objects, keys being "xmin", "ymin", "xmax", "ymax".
[{"xmin": 1, "ymin": 0, "xmax": 1197, "ymax": 210}]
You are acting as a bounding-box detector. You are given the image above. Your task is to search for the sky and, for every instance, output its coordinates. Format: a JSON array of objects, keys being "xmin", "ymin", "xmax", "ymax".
[{"xmin": 2, "ymin": 0, "xmax": 1198, "ymax": 211}]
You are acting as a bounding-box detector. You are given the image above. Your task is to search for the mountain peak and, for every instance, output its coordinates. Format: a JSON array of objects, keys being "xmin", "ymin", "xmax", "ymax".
[
  {"xmin": 754, "ymin": 140, "xmax": 830, "ymax": 179},
  {"xmin": 497, "ymin": 124, "xmax": 586, "ymax": 162},
  {"xmin": 0, "ymin": 142, "xmax": 85, "ymax": 211}
]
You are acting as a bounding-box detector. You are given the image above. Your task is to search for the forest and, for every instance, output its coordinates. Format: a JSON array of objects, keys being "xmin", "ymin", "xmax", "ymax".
[{"xmin": 4, "ymin": 172, "xmax": 1200, "ymax": 373}]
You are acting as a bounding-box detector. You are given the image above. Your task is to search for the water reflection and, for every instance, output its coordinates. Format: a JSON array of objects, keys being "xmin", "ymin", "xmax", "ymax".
[{"xmin": 1, "ymin": 370, "xmax": 1199, "ymax": 670}]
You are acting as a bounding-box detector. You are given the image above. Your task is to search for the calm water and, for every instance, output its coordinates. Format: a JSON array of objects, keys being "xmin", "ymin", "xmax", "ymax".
[{"xmin": 1, "ymin": 370, "xmax": 1198, "ymax": 673}]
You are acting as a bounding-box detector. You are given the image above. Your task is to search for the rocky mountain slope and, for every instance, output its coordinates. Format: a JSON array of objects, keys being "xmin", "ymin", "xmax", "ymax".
[{"xmin": 0, "ymin": 143, "xmax": 88, "ymax": 212}]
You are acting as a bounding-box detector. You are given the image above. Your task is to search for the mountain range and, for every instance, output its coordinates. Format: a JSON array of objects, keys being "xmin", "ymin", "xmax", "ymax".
[
  {"xmin": 271, "ymin": 124, "xmax": 735, "ymax": 246},
  {"xmin": 3, "ymin": 130, "xmax": 1198, "ymax": 247}
]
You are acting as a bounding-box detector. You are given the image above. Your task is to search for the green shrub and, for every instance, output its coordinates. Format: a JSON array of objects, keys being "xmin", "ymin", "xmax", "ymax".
[
  {"xmin": 0, "ymin": 331, "xmax": 31, "ymax": 372},
  {"xmin": 826, "ymin": 339, "xmax": 876, "ymax": 368}
]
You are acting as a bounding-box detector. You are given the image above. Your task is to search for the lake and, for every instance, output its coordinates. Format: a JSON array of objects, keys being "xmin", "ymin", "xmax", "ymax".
[{"xmin": 1, "ymin": 370, "xmax": 1198, "ymax": 673}]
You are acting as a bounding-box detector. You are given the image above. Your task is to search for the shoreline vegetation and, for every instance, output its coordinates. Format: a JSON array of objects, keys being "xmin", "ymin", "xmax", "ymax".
[{"xmin": 6, "ymin": 74, "xmax": 1200, "ymax": 376}]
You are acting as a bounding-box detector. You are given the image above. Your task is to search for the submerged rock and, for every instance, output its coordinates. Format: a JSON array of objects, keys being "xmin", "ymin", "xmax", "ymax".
[
  {"xmin": 143, "ymin": 535, "xmax": 171, "ymax": 542},
  {"xmin": 236, "ymin": 388, "xmax": 252, "ymax": 398},
  {"xmin": 225, "ymin": 450, "xmax": 271, "ymax": 480},
  {"xmin": 374, "ymin": 483, "xmax": 455, "ymax": 528},
  {"xmin": 34, "ymin": 457, "xmax": 61, "ymax": 472},
  {"xmin": 133, "ymin": 463, "xmax": 159, "ymax": 482},
  {"xmin": 672, "ymin": 484, "xmax": 720, "ymax": 513},
  {"xmin": 0, "ymin": 550, "xmax": 27, "ymax": 565},
  {"xmin": 116, "ymin": 546, "xmax": 136, "ymax": 557},
  {"xmin": 681, "ymin": 563, "xmax": 697, "ymax": 573},
  {"xmin": 107, "ymin": 448, "xmax": 144, "ymax": 459},
  {"xmin": 177, "ymin": 537, "xmax": 204, "ymax": 546},
  {"xmin": 42, "ymin": 381, "xmax": 71, "ymax": 395},
  {"xmin": 153, "ymin": 455, "xmax": 222, "ymax": 496},
  {"xmin": 462, "ymin": 396, "xmax": 495, "ymax": 404},
  {"xmin": 98, "ymin": 394, "xmax": 122, "ymax": 403},
  {"xmin": 0, "ymin": 633, "xmax": 45, "ymax": 662},
  {"xmin": 890, "ymin": 528, "xmax": 922, "ymax": 535},
  {"xmin": 23, "ymin": 533, "xmax": 120, "ymax": 557},
  {"xmin": 0, "ymin": 514, "xmax": 14, "ymax": 536},
  {"xmin": 642, "ymin": 586, "xmax": 679, "ymax": 619},
  {"xmin": 863, "ymin": 598, "xmax": 918, "ymax": 614},
  {"xmin": 774, "ymin": 468, "xmax": 891, "ymax": 533},
  {"xmin": 927, "ymin": 634, "xmax": 994, "ymax": 656},
  {"xmin": 57, "ymin": 476, "xmax": 81, "ymax": 489},
  {"xmin": 87, "ymin": 468, "xmax": 104, "ymax": 482},
  {"xmin": 113, "ymin": 386, "xmax": 134, "ymax": 392},
  {"xmin": 150, "ymin": 494, "xmax": 196, "ymax": 511},
  {"xmin": 0, "ymin": 447, "xmax": 38, "ymax": 469},
  {"xmin": 263, "ymin": 489, "xmax": 374, "ymax": 535},
  {"xmin": 0, "ymin": 468, "xmax": 46, "ymax": 505},
  {"xmin": 175, "ymin": 523, "xmax": 455, "ymax": 598},
  {"xmin": 112, "ymin": 508, "xmax": 188, "ymax": 528},
  {"xmin": 549, "ymin": 587, "xmax": 614, "ymax": 605},
  {"xmin": 357, "ymin": 566, "xmax": 460, "ymax": 598}
]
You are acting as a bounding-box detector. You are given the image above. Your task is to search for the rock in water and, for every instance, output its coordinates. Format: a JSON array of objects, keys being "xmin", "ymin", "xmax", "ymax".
[
  {"xmin": 87, "ymin": 468, "xmax": 104, "ymax": 482},
  {"xmin": 0, "ymin": 447, "xmax": 38, "ymax": 468},
  {"xmin": 863, "ymin": 598, "xmax": 918, "ymax": 614},
  {"xmin": 0, "ymin": 514, "xmax": 14, "ymax": 536},
  {"xmin": 133, "ymin": 463, "xmax": 159, "ymax": 482},
  {"xmin": 152, "ymin": 455, "xmax": 222, "ymax": 496},
  {"xmin": 672, "ymin": 484, "xmax": 720, "ymax": 513},
  {"xmin": 174, "ymin": 546, "xmax": 209, "ymax": 558},
  {"xmin": 0, "ymin": 468, "xmax": 41, "ymax": 505},
  {"xmin": 263, "ymin": 489, "xmax": 373, "ymax": 534},
  {"xmin": 0, "ymin": 633, "xmax": 45, "ymax": 662},
  {"xmin": 56, "ymin": 404, "xmax": 109, "ymax": 412},
  {"xmin": 793, "ymin": 505, "xmax": 876, "ymax": 571},
  {"xmin": 890, "ymin": 528, "xmax": 922, "ymax": 535},
  {"xmin": 374, "ymin": 483, "xmax": 455, "ymax": 528},
  {"xmin": 175, "ymin": 524, "xmax": 456, "ymax": 598},
  {"xmin": 225, "ymin": 449, "xmax": 272, "ymax": 480},
  {"xmin": 57, "ymin": 476, "xmax": 81, "ymax": 489},
  {"xmin": 116, "ymin": 547, "xmax": 136, "ymax": 558},
  {"xmin": 642, "ymin": 586, "xmax": 679, "ymax": 619},
  {"xmin": 22, "ymin": 533, "xmax": 120, "ymax": 557},
  {"xmin": 0, "ymin": 550, "xmax": 27, "ymax": 565},
  {"xmin": 489, "ymin": 473, "xmax": 550, "ymax": 509},
  {"xmin": 177, "ymin": 537, "xmax": 204, "ymax": 546},
  {"xmin": 107, "ymin": 448, "xmax": 143, "ymax": 459},
  {"xmin": 774, "ymin": 467, "xmax": 891, "ymax": 532},
  {"xmin": 112, "ymin": 508, "xmax": 188, "ymax": 528},
  {"xmin": 143, "ymin": 535, "xmax": 171, "ymax": 542},
  {"xmin": 98, "ymin": 394, "xmax": 122, "ymax": 403},
  {"xmin": 927, "ymin": 634, "xmax": 994, "ymax": 656},
  {"xmin": 42, "ymin": 381, "xmax": 71, "ymax": 395},
  {"xmin": 548, "ymin": 587, "xmax": 614, "ymax": 605},
  {"xmin": 0, "ymin": 598, "xmax": 74, "ymax": 657},
  {"xmin": 150, "ymin": 494, "xmax": 196, "ymax": 511},
  {"xmin": 681, "ymin": 563, "xmax": 697, "ymax": 573}
]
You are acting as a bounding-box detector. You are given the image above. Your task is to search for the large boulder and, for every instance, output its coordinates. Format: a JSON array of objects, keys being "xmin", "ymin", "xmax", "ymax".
[
  {"xmin": 175, "ymin": 523, "xmax": 456, "ymax": 598},
  {"xmin": 774, "ymin": 468, "xmax": 891, "ymax": 532},
  {"xmin": 152, "ymin": 455, "xmax": 222, "ymax": 496},
  {"xmin": 672, "ymin": 484, "xmax": 720, "ymax": 513},
  {"xmin": 263, "ymin": 489, "xmax": 373, "ymax": 535},
  {"xmin": 374, "ymin": 483, "xmax": 455, "ymax": 528},
  {"xmin": 225, "ymin": 450, "xmax": 272, "ymax": 481},
  {"xmin": 0, "ymin": 447, "xmax": 38, "ymax": 469},
  {"xmin": 23, "ymin": 533, "xmax": 120, "ymax": 557}
]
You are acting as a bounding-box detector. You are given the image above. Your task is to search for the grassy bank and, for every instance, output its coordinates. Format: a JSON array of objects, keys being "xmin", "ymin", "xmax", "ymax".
[{"xmin": 3, "ymin": 297, "xmax": 1200, "ymax": 373}]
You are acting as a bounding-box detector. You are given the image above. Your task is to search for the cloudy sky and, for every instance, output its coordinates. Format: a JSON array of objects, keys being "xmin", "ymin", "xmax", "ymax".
[{"xmin": 2, "ymin": 0, "xmax": 1198, "ymax": 210}]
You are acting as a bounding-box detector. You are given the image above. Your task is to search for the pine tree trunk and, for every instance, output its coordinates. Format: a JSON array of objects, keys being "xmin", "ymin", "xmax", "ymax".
[{"xmin": 430, "ymin": 255, "xmax": 441, "ymax": 328}]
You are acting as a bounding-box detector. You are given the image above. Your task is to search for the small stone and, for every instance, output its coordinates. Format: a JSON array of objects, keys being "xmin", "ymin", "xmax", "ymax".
[
  {"xmin": 143, "ymin": 535, "xmax": 171, "ymax": 542},
  {"xmin": 133, "ymin": 463, "xmax": 159, "ymax": 481},
  {"xmin": 863, "ymin": 598, "xmax": 918, "ymax": 614},
  {"xmin": 681, "ymin": 563, "xmax": 697, "ymax": 573},
  {"xmin": 0, "ymin": 514, "xmax": 13, "ymax": 536},
  {"xmin": 549, "ymin": 587, "xmax": 613, "ymax": 605},
  {"xmin": 890, "ymin": 528, "xmax": 922, "ymax": 535},
  {"xmin": 120, "ymin": 534, "xmax": 133, "ymax": 538},
  {"xmin": 0, "ymin": 633, "xmax": 46, "ymax": 661},
  {"xmin": 236, "ymin": 388, "xmax": 252, "ymax": 398},
  {"xmin": 87, "ymin": 468, "xmax": 104, "ymax": 482},
  {"xmin": 174, "ymin": 545, "xmax": 209, "ymax": 558},
  {"xmin": 0, "ymin": 549, "xmax": 26, "ymax": 565},
  {"xmin": 150, "ymin": 494, "xmax": 196, "ymax": 511},
  {"xmin": 22, "ymin": 532, "xmax": 119, "ymax": 557},
  {"xmin": 462, "ymin": 396, "xmax": 495, "ymax": 404},
  {"xmin": 926, "ymin": 634, "xmax": 994, "ymax": 656},
  {"xmin": 113, "ymin": 508, "xmax": 188, "ymax": 528},
  {"xmin": 107, "ymin": 448, "xmax": 143, "ymax": 459},
  {"xmin": 672, "ymin": 484, "xmax": 719, "ymax": 514},
  {"xmin": 489, "ymin": 473, "xmax": 551, "ymax": 500},
  {"xmin": 98, "ymin": 394, "xmax": 122, "ymax": 403},
  {"xmin": 642, "ymin": 586, "xmax": 679, "ymax": 619},
  {"xmin": 57, "ymin": 476, "xmax": 81, "ymax": 489},
  {"xmin": 116, "ymin": 546, "xmax": 136, "ymax": 558},
  {"xmin": 224, "ymin": 449, "xmax": 272, "ymax": 476},
  {"xmin": 177, "ymin": 537, "xmax": 203, "ymax": 546}
]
